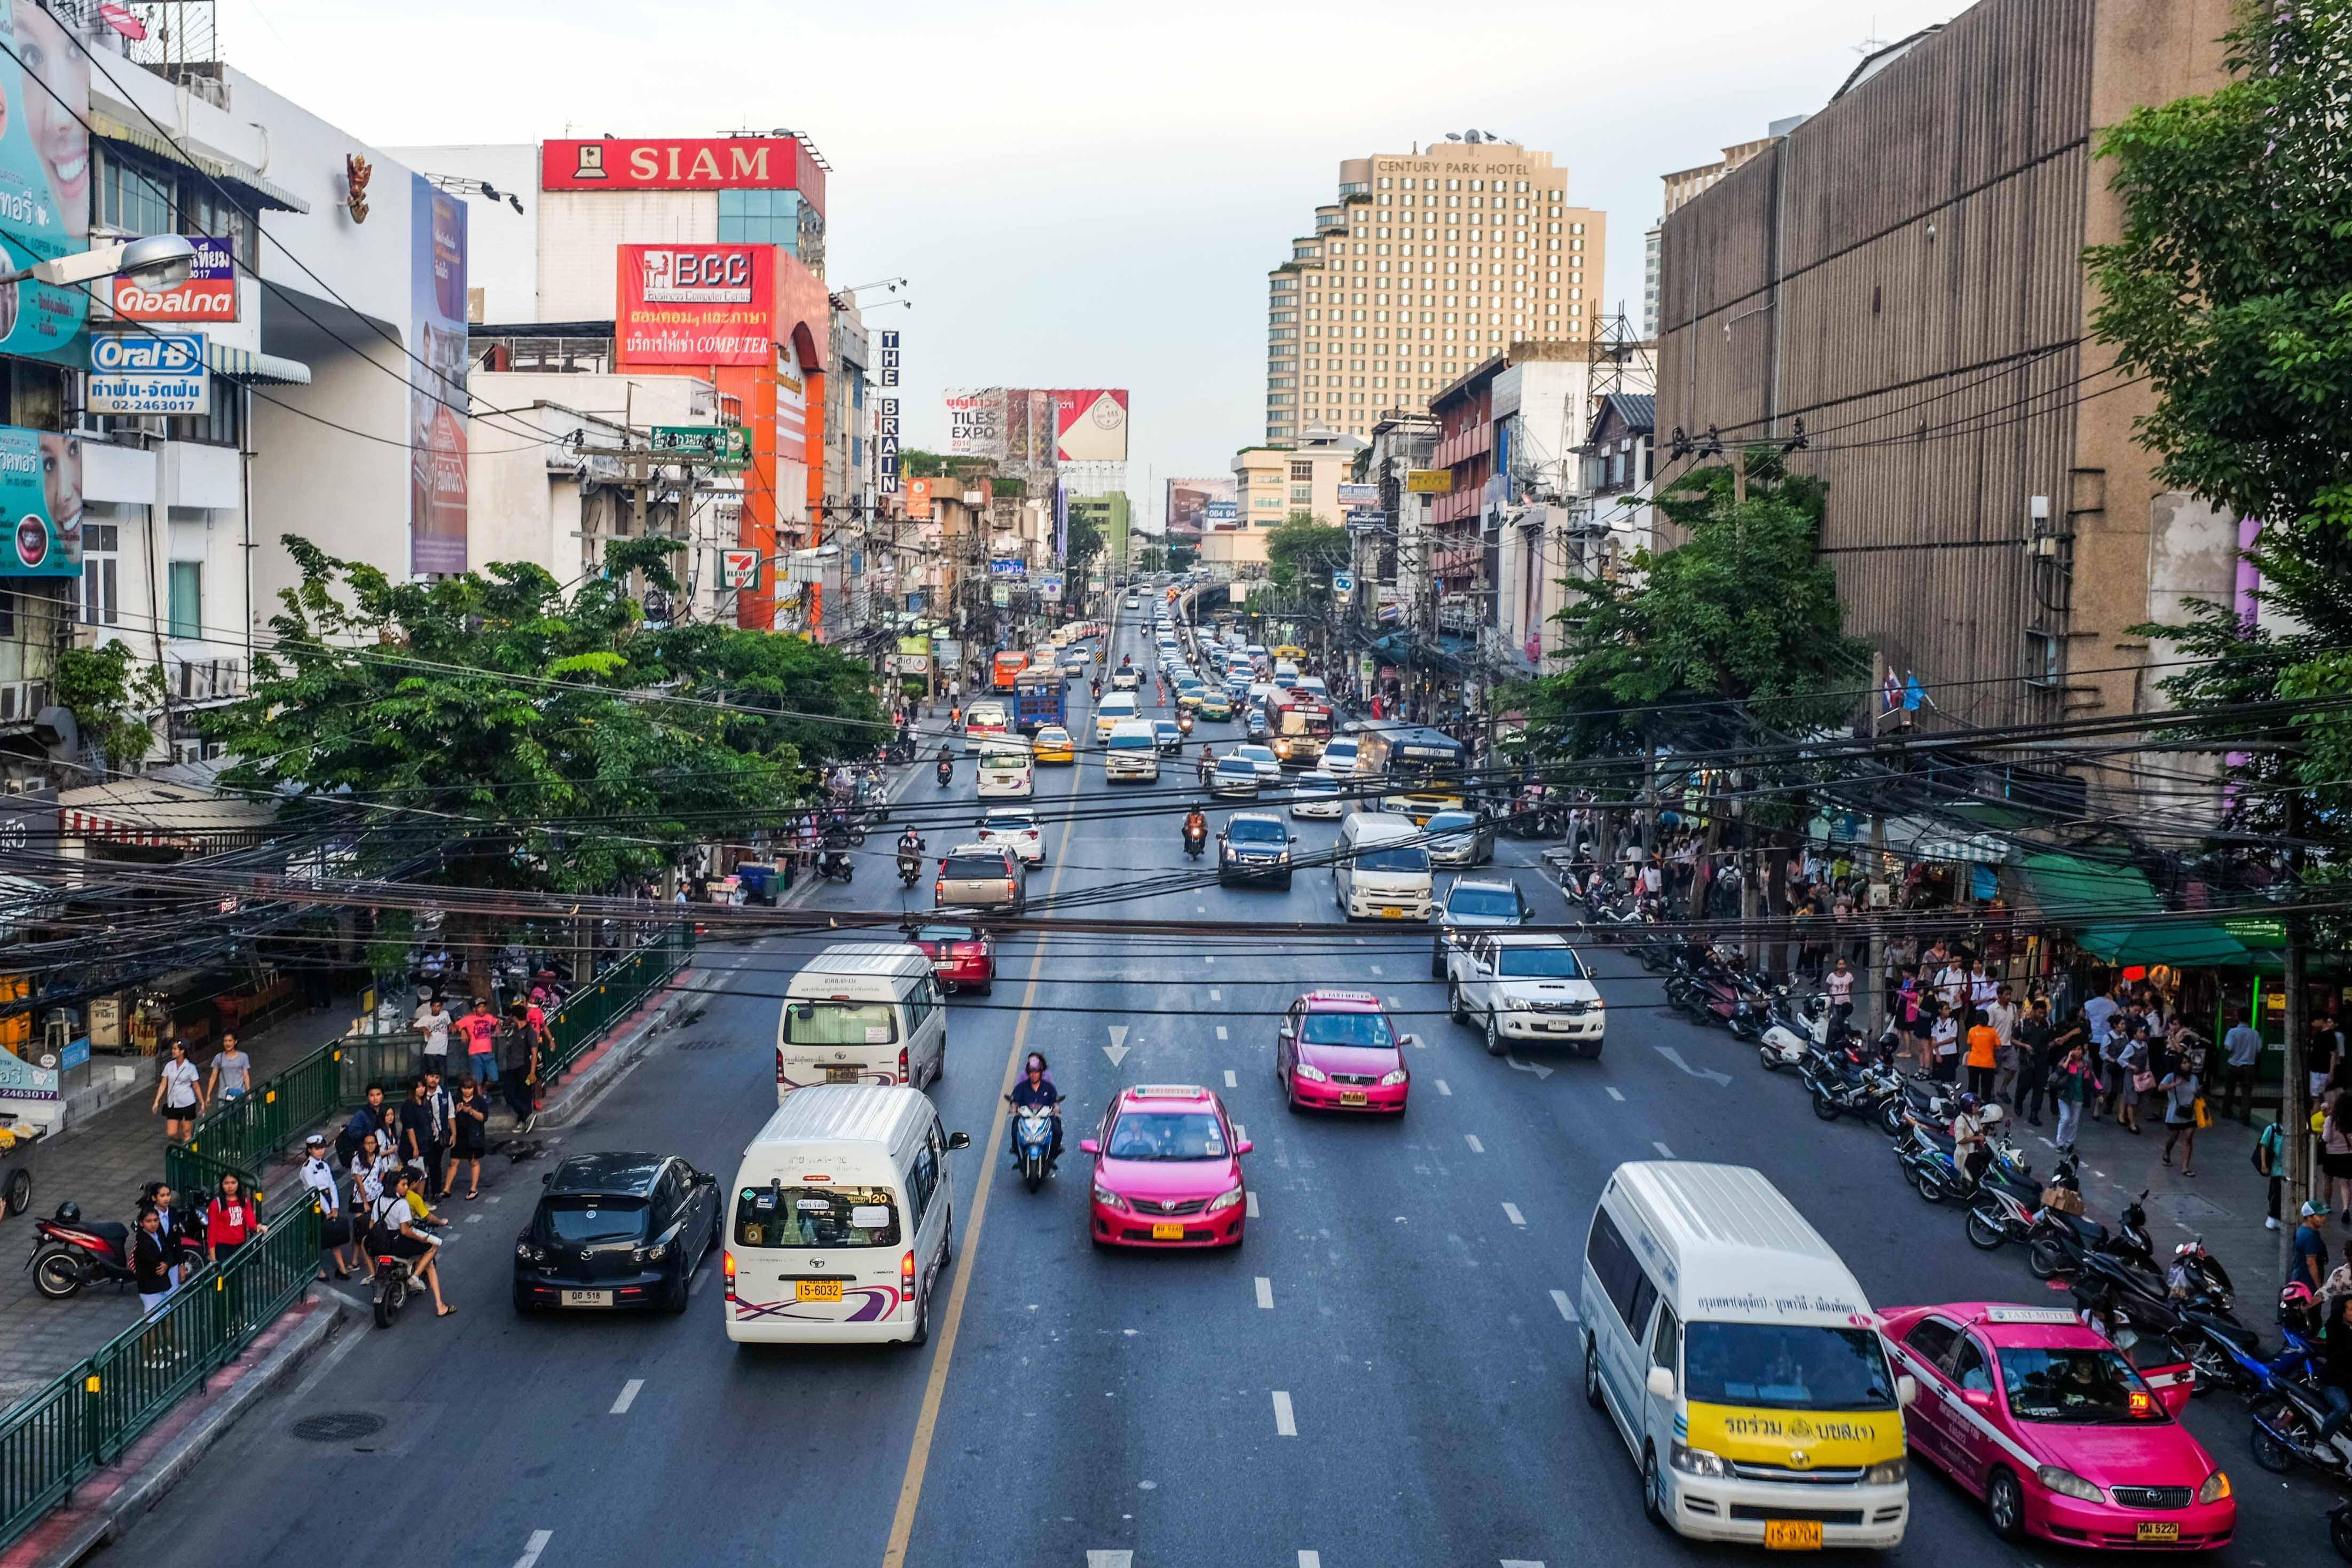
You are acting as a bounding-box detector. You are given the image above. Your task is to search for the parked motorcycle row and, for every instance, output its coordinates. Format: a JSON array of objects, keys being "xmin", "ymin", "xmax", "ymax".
[{"xmin": 1593, "ymin": 882, "xmax": 2352, "ymax": 1541}]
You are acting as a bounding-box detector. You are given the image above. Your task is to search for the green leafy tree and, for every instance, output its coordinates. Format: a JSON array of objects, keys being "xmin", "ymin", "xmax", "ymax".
[
  {"xmin": 2096, "ymin": 1, "xmax": 2352, "ymax": 1216},
  {"xmin": 208, "ymin": 536, "xmax": 883, "ymax": 902},
  {"xmin": 52, "ymin": 642, "xmax": 166, "ymax": 774},
  {"xmin": 1265, "ymin": 516, "xmax": 1349, "ymax": 603}
]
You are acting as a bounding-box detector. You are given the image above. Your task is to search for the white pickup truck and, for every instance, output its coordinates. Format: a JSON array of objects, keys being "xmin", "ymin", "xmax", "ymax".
[{"xmin": 1444, "ymin": 932, "xmax": 1605, "ymax": 1059}]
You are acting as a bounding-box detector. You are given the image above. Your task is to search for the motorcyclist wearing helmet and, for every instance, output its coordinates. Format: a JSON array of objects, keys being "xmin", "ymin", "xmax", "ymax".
[
  {"xmin": 1002, "ymin": 1052, "xmax": 1064, "ymax": 1170},
  {"xmin": 1197, "ymin": 743, "xmax": 1216, "ymax": 787},
  {"xmin": 1183, "ymin": 804, "xmax": 1207, "ymax": 847}
]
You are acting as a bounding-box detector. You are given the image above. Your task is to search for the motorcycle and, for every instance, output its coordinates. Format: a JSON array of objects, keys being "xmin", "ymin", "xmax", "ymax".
[
  {"xmin": 371, "ymin": 1249, "xmax": 418, "ymax": 1330},
  {"xmin": 897, "ymin": 839, "xmax": 925, "ymax": 887},
  {"xmin": 27, "ymin": 1200, "xmax": 204, "ymax": 1299},
  {"xmin": 886, "ymin": 735, "xmax": 917, "ymax": 765},
  {"xmin": 1757, "ymin": 989, "xmax": 1835, "ymax": 1071},
  {"xmin": 1012, "ymin": 1105, "xmax": 1058, "ymax": 1194},
  {"xmin": 1183, "ymin": 821, "xmax": 1207, "ymax": 861},
  {"xmin": 1803, "ymin": 1040, "xmax": 1892, "ymax": 1123},
  {"xmin": 2251, "ymin": 1370, "xmax": 2352, "ymax": 1483},
  {"xmin": 937, "ymin": 758, "xmax": 954, "ymax": 788},
  {"xmin": 2026, "ymin": 1178, "xmax": 2158, "ymax": 1283},
  {"xmin": 1177, "ymin": 710, "xmax": 1195, "ymax": 736},
  {"xmin": 816, "ymin": 850, "xmax": 856, "ymax": 885}
]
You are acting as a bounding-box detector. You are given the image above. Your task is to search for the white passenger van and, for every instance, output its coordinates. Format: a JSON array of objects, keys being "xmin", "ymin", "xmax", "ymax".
[
  {"xmin": 1580, "ymin": 1162, "xmax": 1913, "ymax": 1550},
  {"xmin": 775, "ymin": 944, "xmax": 948, "ymax": 1099},
  {"xmin": 1104, "ymin": 719, "xmax": 1161, "ymax": 782},
  {"xmin": 724, "ymin": 1085, "xmax": 969, "ymax": 1346},
  {"xmin": 1095, "ymin": 691, "xmax": 1139, "ymax": 743},
  {"xmin": 1331, "ymin": 811, "xmax": 1434, "ymax": 921},
  {"xmin": 975, "ymin": 739, "xmax": 1035, "ymax": 799}
]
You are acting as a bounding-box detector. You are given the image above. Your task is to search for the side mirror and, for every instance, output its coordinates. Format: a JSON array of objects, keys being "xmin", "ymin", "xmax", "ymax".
[
  {"xmin": 1961, "ymin": 1385, "xmax": 1993, "ymax": 1410},
  {"xmin": 1896, "ymin": 1374, "xmax": 1918, "ymax": 1408},
  {"xmin": 1277, "ymin": 1026, "xmax": 1295, "ymax": 1042},
  {"xmin": 946, "ymin": 1132, "xmax": 972, "ymax": 1151},
  {"xmin": 541, "ymin": 1172, "xmax": 553, "ymax": 1185},
  {"xmin": 1235, "ymin": 1140, "xmax": 1254, "ymax": 1156},
  {"xmin": 1645, "ymin": 1366, "xmax": 1677, "ymax": 1400},
  {"xmin": 1290, "ymin": 834, "xmax": 1300, "ymax": 844},
  {"xmin": 1399, "ymin": 1034, "xmax": 1422, "ymax": 1050},
  {"xmin": 1078, "ymin": 1138, "xmax": 1100, "ymax": 1155}
]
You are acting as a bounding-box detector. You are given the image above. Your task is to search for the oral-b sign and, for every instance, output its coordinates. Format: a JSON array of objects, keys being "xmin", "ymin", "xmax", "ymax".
[{"xmin": 88, "ymin": 332, "xmax": 209, "ymax": 415}]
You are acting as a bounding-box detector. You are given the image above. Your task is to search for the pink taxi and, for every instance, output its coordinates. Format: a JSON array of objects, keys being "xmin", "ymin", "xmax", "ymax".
[
  {"xmin": 1277, "ymin": 990, "xmax": 1413, "ymax": 1114},
  {"xmin": 1082, "ymin": 1084, "xmax": 1252, "ymax": 1249},
  {"xmin": 1879, "ymin": 1302, "xmax": 2234, "ymax": 1550}
]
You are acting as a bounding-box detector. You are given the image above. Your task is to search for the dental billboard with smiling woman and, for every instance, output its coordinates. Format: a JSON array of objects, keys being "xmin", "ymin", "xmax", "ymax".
[{"xmin": 0, "ymin": 1, "xmax": 89, "ymax": 365}]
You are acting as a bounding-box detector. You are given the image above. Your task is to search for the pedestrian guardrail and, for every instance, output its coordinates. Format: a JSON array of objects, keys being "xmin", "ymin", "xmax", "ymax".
[
  {"xmin": 0, "ymin": 1203, "xmax": 320, "ymax": 1549},
  {"xmin": 539, "ymin": 926, "xmax": 696, "ymax": 1080}
]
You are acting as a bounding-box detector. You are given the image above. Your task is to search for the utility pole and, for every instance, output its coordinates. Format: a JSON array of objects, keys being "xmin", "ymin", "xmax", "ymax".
[{"xmin": 2281, "ymin": 791, "xmax": 2311, "ymax": 1278}]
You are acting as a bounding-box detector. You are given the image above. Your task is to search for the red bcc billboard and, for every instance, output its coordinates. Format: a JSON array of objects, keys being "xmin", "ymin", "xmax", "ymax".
[{"xmin": 617, "ymin": 244, "xmax": 775, "ymax": 366}]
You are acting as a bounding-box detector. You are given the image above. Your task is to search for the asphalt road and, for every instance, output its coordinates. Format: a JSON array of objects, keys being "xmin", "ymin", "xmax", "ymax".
[{"xmin": 99, "ymin": 608, "xmax": 2344, "ymax": 1568}]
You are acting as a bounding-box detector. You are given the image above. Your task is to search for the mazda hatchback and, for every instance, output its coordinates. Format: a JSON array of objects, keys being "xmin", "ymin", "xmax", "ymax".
[
  {"xmin": 1083, "ymin": 1084, "xmax": 1252, "ymax": 1249},
  {"xmin": 1277, "ymin": 990, "xmax": 1413, "ymax": 1114}
]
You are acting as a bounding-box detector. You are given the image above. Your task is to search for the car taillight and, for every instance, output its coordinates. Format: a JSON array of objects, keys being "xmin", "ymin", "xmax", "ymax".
[
  {"xmin": 1004, "ymin": 880, "xmax": 1017, "ymax": 900},
  {"xmin": 723, "ymin": 1249, "xmax": 737, "ymax": 1299},
  {"xmin": 900, "ymin": 1248, "xmax": 916, "ymax": 1307},
  {"xmin": 934, "ymin": 881, "xmax": 946, "ymax": 901},
  {"xmin": 775, "ymin": 1045, "xmax": 785, "ymax": 1084},
  {"xmin": 898, "ymin": 1046, "xmax": 909, "ymax": 1082}
]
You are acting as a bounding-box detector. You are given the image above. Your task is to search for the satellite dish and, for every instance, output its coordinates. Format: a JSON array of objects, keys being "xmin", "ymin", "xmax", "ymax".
[{"xmin": 1445, "ymin": 132, "xmax": 1462, "ymax": 141}]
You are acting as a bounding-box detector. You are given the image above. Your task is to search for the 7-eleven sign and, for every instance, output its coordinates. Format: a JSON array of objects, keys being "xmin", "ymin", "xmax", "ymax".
[{"xmin": 721, "ymin": 549, "xmax": 761, "ymax": 589}]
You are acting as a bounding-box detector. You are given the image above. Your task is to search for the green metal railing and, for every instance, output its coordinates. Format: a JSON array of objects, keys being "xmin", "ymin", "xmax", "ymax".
[
  {"xmin": 540, "ymin": 927, "xmax": 697, "ymax": 1080},
  {"xmin": 0, "ymin": 1203, "xmax": 320, "ymax": 1549}
]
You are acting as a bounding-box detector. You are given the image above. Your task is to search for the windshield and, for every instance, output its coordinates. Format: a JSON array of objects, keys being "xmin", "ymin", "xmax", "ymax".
[
  {"xmin": 1216, "ymin": 761, "xmax": 1255, "ymax": 777},
  {"xmin": 1997, "ymin": 1347, "xmax": 2166, "ymax": 1424},
  {"xmin": 1109, "ymin": 734, "xmax": 1154, "ymax": 750},
  {"xmin": 1229, "ymin": 818, "xmax": 1286, "ymax": 843},
  {"xmin": 733, "ymin": 1185, "xmax": 902, "ymax": 1249},
  {"xmin": 540, "ymin": 1196, "xmax": 649, "ymax": 1245},
  {"xmin": 1300, "ymin": 1011, "xmax": 1396, "ymax": 1049},
  {"xmin": 1105, "ymin": 1111, "xmax": 1228, "ymax": 1160},
  {"xmin": 986, "ymin": 814, "xmax": 1036, "ymax": 831},
  {"xmin": 1496, "ymin": 947, "xmax": 1588, "ymax": 979},
  {"xmin": 942, "ymin": 854, "xmax": 1011, "ymax": 880},
  {"xmin": 980, "ymin": 751, "xmax": 1029, "ymax": 769},
  {"xmin": 1449, "ymin": 886, "xmax": 1520, "ymax": 918},
  {"xmin": 913, "ymin": 924, "xmax": 978, "ymax": 945},
  {"xmin": 1682, "ymin": 1323, "xmax": 1899, "ymax": 1411},
  {"xmin": 1428, "ymin": 813, "xmax": 1478, "ymax": 835},
  {"xmin": 783, "ymin": 1000, "xmax": 898, "ymax": 1046},
  {"xmin": 1356, "ymin": 844, "xmax": 1431, "ymax": 873},
  {"xmin": 1299, "ymin": 776, "xmax": 1338, "ymax": 793}
]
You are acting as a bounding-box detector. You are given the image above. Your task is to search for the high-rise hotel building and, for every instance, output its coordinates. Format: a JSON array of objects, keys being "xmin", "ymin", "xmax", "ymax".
[{"xmin": 1263, "ymin": 140, "xmax": 1603, "ymax": 447}]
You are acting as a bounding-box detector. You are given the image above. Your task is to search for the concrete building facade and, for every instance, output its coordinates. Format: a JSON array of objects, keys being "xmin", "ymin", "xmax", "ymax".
[{"xmin": 1263, "ymin": 137, "xmax": 1604, "ymax": 448}]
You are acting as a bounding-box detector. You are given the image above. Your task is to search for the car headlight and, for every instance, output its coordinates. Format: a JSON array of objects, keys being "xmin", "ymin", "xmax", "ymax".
[
  {"xmin": 2195, "ymin": 1470, "xmax": 2230, "ymax": 1504},
  {"xmin": 1091, "ymin": 1183, "xmax": 1130, "ymax": 1212},
  {"xmin": 2036, "ymin": 1465, "xmax": 2106, "ymax": 1504},
  {"xmin": 1865, "ymin": 1458, "xmax": 1907, "ymax": 1486},
  {"xmin": 1670, "ymin": 1441, "xmax": 1733, "ymax": 1478},
  {"xmin": 1276, "ymin": 852, "xmax": 1291, "ymax": 864},
  {"xmin": 1206, "ymin": 1186, "xmax": 1245, "ymax": 1213},
  {"xmin": 1445, "ymin": 928, "xmax": 1467, "ymax": 944},
  {"xmin": 1294, "ymin": 1063, "xmax": 1329, "ymax": 1082},
  {"xmin": 1379, "ymin": 1068, "xmax": 1409, "ymax": 1086}
]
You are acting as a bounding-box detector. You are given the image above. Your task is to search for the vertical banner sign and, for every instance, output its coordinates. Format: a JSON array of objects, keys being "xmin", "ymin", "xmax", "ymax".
[
  {"xmin": 0, "ymin": 3, "xmax": 89, "ymax": 367},
  {"xmin": 876, "ymin": 329, "xmax": 901, "ymax": 494},
  {"xmin": 0, "ymin": 424, "xmax": 75, "ymax": 577},
  {"xmin": 410, "ymin": 175, "xmax": 469, "ymax": 574}
]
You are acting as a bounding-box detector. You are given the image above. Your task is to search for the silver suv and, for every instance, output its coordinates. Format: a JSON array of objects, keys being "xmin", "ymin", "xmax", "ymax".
[{"xmin": 1429, "ymin": 876, "xmax": 1530, "ymax": 977}]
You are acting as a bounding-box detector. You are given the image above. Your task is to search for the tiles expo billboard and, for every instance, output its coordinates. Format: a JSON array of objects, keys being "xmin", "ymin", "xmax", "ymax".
[
  {"xmin": 616, "ymin": 244, "xmax": 776, "ymax": 366},
  {"xmin": 944, "ymin": 389, "xmax": 1130, "ymax": 469}
]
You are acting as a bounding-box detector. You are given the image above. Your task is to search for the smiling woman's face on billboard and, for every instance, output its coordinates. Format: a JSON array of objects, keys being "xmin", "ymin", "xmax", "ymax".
[{"xmin": 13, "ymin": 1, "xmax": 90, "ymax": 245}]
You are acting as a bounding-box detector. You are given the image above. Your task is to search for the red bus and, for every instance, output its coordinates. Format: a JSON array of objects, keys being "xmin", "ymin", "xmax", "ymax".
[{"xmin": 992, "ymin": 650, "xmax": 1029, "ymax": 690}]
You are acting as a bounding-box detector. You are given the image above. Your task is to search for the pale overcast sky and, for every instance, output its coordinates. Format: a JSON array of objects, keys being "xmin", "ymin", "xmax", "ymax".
[{"xmin": 224, "ymin": 0, "xmax": 1955, "ymax": 519}]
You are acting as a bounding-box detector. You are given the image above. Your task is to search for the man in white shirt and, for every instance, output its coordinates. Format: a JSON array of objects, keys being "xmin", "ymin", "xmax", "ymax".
[
  {"xmin": 413, "ymin": 997, "xmax": 452, "ymax": 1073},
  {"xmin": 1987, "ymin": 984, "xmax": 2022, "ymax": 1103},
  {"xmin": 1936, "ymin": 959, "xmax": 1970, "ymax": 1019},
  {"xmin": 2083, "ymin": 984, "xmax": 2120, "ymax": 1049}
]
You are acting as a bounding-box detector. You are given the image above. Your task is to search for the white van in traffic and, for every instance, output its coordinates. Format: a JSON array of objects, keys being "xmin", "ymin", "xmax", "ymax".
[
  {"xmin": 724, "ymin": 1084, "xmax": 969, "ymax": 1346},
  {"xmin": 775, "ymin": 944, "xmax": 948, "ymax": 1098},
  {"xmin": 1580, "ymin": 1162, "xmax": 1913, "ymax": 1550},
  {"xmin": 975, "ymin": 740, "xmax": 1035, "ymax": 799},
  {"xmin": 1332, "ymin": 811, "xmax": 1434, "ymax": 920},
  {"xmin": 1104, "ymin": 719, "xmax": 1161, "ymax": 782},
  {"xmin": 1096, "ymin": 691, "xmax": 1139, "ymax": 743}
]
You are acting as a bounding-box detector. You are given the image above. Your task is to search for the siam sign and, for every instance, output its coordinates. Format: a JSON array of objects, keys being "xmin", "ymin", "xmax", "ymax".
[{"xmin": 540, "ymin": 136, "xmax": 827, "ymax": 214}]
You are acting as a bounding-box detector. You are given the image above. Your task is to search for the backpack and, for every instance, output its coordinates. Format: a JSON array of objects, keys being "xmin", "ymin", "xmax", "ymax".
[{"xmin": 2254, "ymin": 1122, "xmax": 2282, "ymax": 1176}]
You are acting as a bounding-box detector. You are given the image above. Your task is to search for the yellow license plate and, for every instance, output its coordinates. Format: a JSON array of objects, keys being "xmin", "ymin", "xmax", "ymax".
[
  {"xmin": 1381, "ymin": 907, "xmax": 1404, "ymax": 919},
  {"xmin": 1764, "ymin": 1520, "xmax": 1822, "ymax": 1551},
  {"xmin": 2134, "ymin": 1523, "xmax": 2179, "ymax": 1545},
  {"xmin": 824, "ymin": 1066, "xmax": 860, "ymax": 1085},
  {"xmin": 1340, "ymin": 1090, "xmax": 1368, "ymax": 1106},
  {"xmin": 1151, "ymin": 1223, "xmax": 1184, "ymax": 1240},
  {"xmin": 796, "ymin": 1280, "xmax": 843, "ymax": 1302}
]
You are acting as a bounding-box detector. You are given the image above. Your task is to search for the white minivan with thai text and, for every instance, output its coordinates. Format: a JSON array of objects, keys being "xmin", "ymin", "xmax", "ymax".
[{"xmin": 775, "ymin": 944, "xmax": 948, "ymax": 1098}]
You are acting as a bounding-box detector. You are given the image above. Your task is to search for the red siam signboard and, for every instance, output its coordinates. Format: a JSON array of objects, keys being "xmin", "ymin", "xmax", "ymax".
[
  {"xmin": 616, "ymin": 243, "xmax": 775, "ymax": 366},
  {"xmin": 541, "ymin": 137, "xmax": 825, "ymax": 215}
]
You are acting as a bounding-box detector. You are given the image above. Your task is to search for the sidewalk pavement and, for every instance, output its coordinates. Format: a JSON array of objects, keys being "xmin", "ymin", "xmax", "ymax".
[
  {"xmin": 2005, "ymin": 1088, "xmax": 2300, "ymax": 1304},
  {"xmin": 0, "ymin": 988, "xmax": 372, "ymax": 1415}
]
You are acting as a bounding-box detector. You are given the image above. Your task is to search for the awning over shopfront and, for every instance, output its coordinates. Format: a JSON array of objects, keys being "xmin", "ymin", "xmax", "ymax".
[
  {"xmin": 58, "ymin": 781, "xmax": 276, "ymax": 857},
  {"xmin": 204, "ymin": 342, "xmax": 312, "ymax": 385},
  {"xmin": 89, "ymin": 111, "xmax": 311, "ymax": 214},
  {"xmin": 2017, "ymin": 850, "xmax": 2257, "ymax": 969}
]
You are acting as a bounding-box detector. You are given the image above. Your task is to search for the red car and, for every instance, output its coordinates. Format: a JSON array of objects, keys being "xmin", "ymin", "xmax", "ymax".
[
  {"xmin": 1879, "ymin": 1303, "xmax": 2233, "ymax": 1550},
  {"xmin": 1277, "ymin": 989, "xmax": 1412, "ymax": 1114},
  {"xmin": 1082, "ymin": 1084, "xmax": 1252, "ymax": 1249},
  {"xmin": 908, "ymin": 922, "xmax": 995, "ymax": 995}
]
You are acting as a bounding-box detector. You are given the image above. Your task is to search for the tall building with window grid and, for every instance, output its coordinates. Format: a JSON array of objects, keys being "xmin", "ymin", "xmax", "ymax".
[{"xmin": 1264, "ymin": 141, "xmax": 1603, "ymax": 447}]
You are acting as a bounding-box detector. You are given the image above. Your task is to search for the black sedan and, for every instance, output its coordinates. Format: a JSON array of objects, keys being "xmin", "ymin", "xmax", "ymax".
[{"xmin": 513, "ymin": 1151, "xmax": 721, "ymax": 1314}]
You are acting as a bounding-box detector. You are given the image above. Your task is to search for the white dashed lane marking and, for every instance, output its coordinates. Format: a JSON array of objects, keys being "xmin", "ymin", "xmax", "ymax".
[
  {"xmin": 1502, "ymin": 1202, "xmax": 1526, "ymax": 1227},
  {"xmin": 1465, "ymin": 1135, "xmax": 1484, "ymax": 1154},
  {"xmin": 1224, "ymin": 1069, "xmax": 1237, "ymax": 1087},
  {"xmin": 1435, "ymin": 1078, "xmax": 1451, "ymax": 1096},
  {"xmin": 514, "ymin": 1532, "xmax": 554, "ymax": 1568},
  {"xmin": 1605, "ymin": 1086, "xmax": 1625, "ymax": 1101},
  {"xmin": 1256, "ymin": 1276, "xmax": 1275, "ymax": 1309},
  {"xmin": 1551, "ymin": 1289, "xmax": 1579, "ymax": 1323},
  {"xmin": 1246, "ymin": 1191, "xmax": 1260, "ymax": 1219},
  {"xmin": 610, "ymin": 1379, "xmax": 643, "ymax": 1415},
  {"xmin": 1209, "ymin": 989, "xmax": 1222, "ymax": 1001},
  {"xmin": 1216, "ymin": 1026, "xmax": 1228, "ymax": 1041},
  {"xmin": 1653, "ymin": 1141, "xmax": 1675, "ymax": 1159},
  {"xmin": 1272, "ymin": 1390, "xmax": 1297, "ymax": 1436}
]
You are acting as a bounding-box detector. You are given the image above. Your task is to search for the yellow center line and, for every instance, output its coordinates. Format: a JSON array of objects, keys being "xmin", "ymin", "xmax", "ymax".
[{"xmin": 880, "ymin": 723, "xmax": 1090, "ymax": 1567}]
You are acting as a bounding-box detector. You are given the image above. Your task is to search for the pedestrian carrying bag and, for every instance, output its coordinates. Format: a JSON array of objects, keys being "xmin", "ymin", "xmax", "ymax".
[
  {"xmin": 2131, "ymin": 1069, "xmax": 2157, "ymax": 1094},
  {"xmin": 2193, "ymin": 1096, "xmax": 2209, "ymax": 1129}
]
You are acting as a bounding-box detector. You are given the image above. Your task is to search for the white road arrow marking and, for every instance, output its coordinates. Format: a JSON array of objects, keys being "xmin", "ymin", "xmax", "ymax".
[
  {"xmin": 1088, "ymin": 1554, "xmax": 1134, "ymax": 1568},
  {"xmin": 1106, "ymin": 1025, "xmax": 1130, "ymax": 1068},
  {"xmin": 1505, "ymin": 1054, "xmax": 1553, "ymax": 1080},
  {"xmin": 1655, "ymin": 1045, "xmax": 1732, "ymax": 1087}
]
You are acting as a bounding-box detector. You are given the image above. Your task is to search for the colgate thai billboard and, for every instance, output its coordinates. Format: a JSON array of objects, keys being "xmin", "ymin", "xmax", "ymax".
[{"xmin": 110, "ymin": 235, "xmax": 236, "ymax": 321}]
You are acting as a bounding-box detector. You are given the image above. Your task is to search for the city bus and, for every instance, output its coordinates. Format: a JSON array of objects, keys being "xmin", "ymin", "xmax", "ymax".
[
  {"xmin": 991, "ymin": 650, "xmax": 1029, "ymax": 690},
  {"xmin": 1354, "ymin": 723, "xmax": 1470, "ymax": 822},
  {"xmin": 1269, "ymin": 689, "xmax": 1335, "ymax": 768}
]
